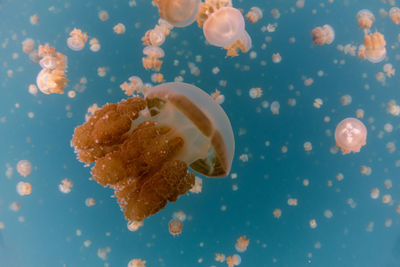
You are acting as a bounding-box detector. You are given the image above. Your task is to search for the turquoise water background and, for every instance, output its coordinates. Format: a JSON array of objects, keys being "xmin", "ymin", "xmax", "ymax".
[{"xmin": 1, "ymin": 0, "xmax": 400, "ymax": 266}]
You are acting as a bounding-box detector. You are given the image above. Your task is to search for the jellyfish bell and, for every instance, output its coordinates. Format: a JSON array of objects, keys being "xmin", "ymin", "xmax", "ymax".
[
  {"xmin": 363, "ymin": 31, "xmax": 386, "ymax": 63},
  {"xmin": 203, "ymin": 7, "xmax": 245, "ymax": 47},
  {"xmin": 36, "ymin": 68, "xmax": 68, "ymax": 94},
  {"xmin": 145, "ymin": 82, "xmax": 234, "ymax": 176},
  {"xmin": 154, "ymin": 0, "xmax": 201, "ymax": 27},
  {"xmin": 312, "ymin": 24, "xmax": 334, "ymax": 45},
  {"xmin": 390, "ymin": 7, "xmax": 400, "ymax": 24},
  {"xmin": 39, "ymin": 56, "xmax": 57, "ymax": 69},
  {"xmin": 357, "ymin": 9, "xmax": 375, "ymax": 30},
  {"xmin": 225, "ymin": 30, "xmax": 252, "ymax": 57},
  {"xmin": 335, "ymin": 118, "xmax": 367, "ymax": 154}
]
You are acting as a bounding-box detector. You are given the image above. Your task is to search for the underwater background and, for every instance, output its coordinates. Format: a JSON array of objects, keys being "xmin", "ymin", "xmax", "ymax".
[{"xmin": 0, "ymin": 0, "xmax": 400, "ymax": 266}]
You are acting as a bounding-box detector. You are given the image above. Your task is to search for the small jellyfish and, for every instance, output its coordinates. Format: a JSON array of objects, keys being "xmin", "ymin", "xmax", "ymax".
[
  {"xmin": 357, "ymin": 9, "xmax": 375, "ymax": 30},
  {"xmin": 17, "ymin": 181, "xmax": 32, "ymax": 196},
  {"xmin": 120, "ymin": 76, "xmax": 144, "ymax": 96},
  {"xmin": 113, "ymin": 23, "xmax": 126, "ymax": 34},
  {"xmin": 59, "ymin": 178, "xmax": 73, "ymax": 194},
  {"xmin": 22, "ymin": 38, "xmax": 35, "ymax": 54},
  {"xmin": 127, "ymin": 220, "xmax": 143, "ymax": 231},
  {"xmin": 226, "ymin": 254, "xmax": 241, "ymax": 267},
  {"xmin": 151, "ymin": 73, "xmax": 164, "ymax": 83},
  {"xmin": 246, "ymin": 7, "xmax": 263, "ymax": 24},
  {"xmin": 71, "ymin": 82, "xmax": 234, "ymax": 221},
  {"xmin": 154, "ymin": 0, "xmax": 200, "ymax": 27},
  {"xmin": 390, "ymin": 7, "xmax": 400, "ymax": 24},
  {"xmin": 215, "ymin": 253, "xmax": 225, "ymax": 262},
  {"xmin": 98, "ymin": 10, "xmax": 109, "ymax": 22},
  {"xmin": 363, "ymin": 31, "xmax": 386, "ymax": 63},
  {"xmin": 142, "ymin": 28, "xmax": 166, "ymax": 47},
  {"xmin": 312, "ymin": 25, "xmax": 335, "ymax": 45},
  {"xmin": 334, "ymin": 118, "xmax": 367, "ymax": 154},
  {"xmin": 67, "ymin": 28, "xmax": 88, "ymax": 51},
  {"xmin": 142, "ymin": 46, "xmax": 165, "ymax": 71},
  {"xmin": 30, "ymin": 14, "xmax": 39, "ymax": 25},
  {"xmin": 270, "ymin": 101, "xmax": 280, "ymax": 115},
  {"xmin": 128, "ymin": 259, "xmax": 146, "ymax": 267},
  {"xmin": 202, "ymin": 7, "xmax": 245, "ymax": 48},
  {"xmin": 89, "ymin": 38, "xmax": 101, "ymax": 52},
  {"xmin": 272, "ymin": 53, "xmax": 282, "ymax": 63},
  {"xmin": 235, "ymin": 236, "xmax": 249, "ymax": 252},
  {"xmin": 17, "ymin": 160, "xmax": 32, "ymax": 177},
  {"xmin": 168, "ymin": 219, "xmax": 183, "ymax": 236}
]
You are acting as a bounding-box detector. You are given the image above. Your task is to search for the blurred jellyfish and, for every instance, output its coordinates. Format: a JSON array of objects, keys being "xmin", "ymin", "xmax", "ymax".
[
  {"xmin": 16, "ymin": 160, "xmax": 32, "ymax": 177},
  {"xmin": 271, "ymin": 8, "xmax": 280, "ymax": 19},
  {"xmin": 173, "ymin": 210, "xmax": 187, "ymax": 221},
  {"xmin": 128, "ymin": 259, "xmax": 146, "ymax": 267},
  {"xmin": 215, "ymin": 253, "xmax": 225, "ymax": 262},
  {"xmin": 28, "ymin": 84, "xmax": 38, "ymax": 96},
  {"xmin": 335, "ymin": 118, "xmax": 367, "ymax": 154},
  {"xmin": 360, "ymin": 165, "xmax": 372, "ymax": 176},
  {"xmin": 390, "ymin": 7, "xmax": 400, "ymax": 24},
  {"xmin": 36, "ymin": 67, "xmax": 68, "ymax": 94},
  {"xmin": 189, "ymin": 176, "xmax": 202, "ymax": 193},
  {"xmin": 313, "ymin": 98, "xmax": 323, "ymax": 108},
  {"xmin": 85, "ymin": 197, "xmax": 96, "ymax": 207},
  {"xmin": 67, "ymin": 28, "xmax": 88, "ymax": 51},
  {"xmin": 383, "ymin": 63, "xmax": 395, "ymax": 77},
  {"xmin": 226, "ymin": 254, "xmax": 241, "ymax": 267},
  {"xmin": 357, "ymin": 9, "xmax": 374, "ymax": 30},
  {"xmin": 89, "ymin": 38, "xmax": 101, "ymax": 52},
  {"xmin": 340, "ymin": 94, "xmax": 352, "ymax": 106},
  {"xmin": 154, "ymin": 0, "xmax": 200, "ymax": 27},
  {"xmin": 168, "ymin": 219, "xmax": 183, "ymax": 236},
  {"xmin": 270, "ymin": 101, "xmax": 280, "ymax": 115},
  {"xmin": 71, "ymin": 82, "xmax": 234, "ymax": 221},
  {"xmin": 235, "ymin": 236, "xmax": 249, "ymax": 252},
  {"xmin": 97, "ymin": 67, "xmax": 107, "ymax": 77},
  {"xmin": 120, "ymin": 76, "xmax": 144, "ymax": 96},
  {"xmin": 22, "ymin": 38, "xmax": 35, "ymax": 54},
  {"xmin": 273, "ymin": 208, "xmax": 282, "ymax": 218},
  {"xmin": 288, "ymin": 198, "xmax": 298, "ymax": 206},
  {"xmin": 324, "ymin": 209, "xmax": 333, "ymax": 219},
  {"xmin": 312, "ymin": 25, "xmax": 335, "ymax": 45},
  {"xmin": 249, "ymin": 87, "xmax": 262, "ymax": 99},
  {"xmin": 272, "ymin": 53, "xmax": 282, "ymax": 63},
  {"xmin": 151, "ymin": 73, "xmax": 164, "ymax": 83},
  {"xmin": 127, "ymin": 220, "xmax": 143, "ymax": 232},
  {"xmin": 30, "ymin": 14, "xmax": 39, "ymax": 25},
  {"xmin": 246, "ymin": 7, "xmax": 263, "ymax": 24},
  {"xmin": 142, "ymin": 46, "xmax": 165, "ymax": 71},
  {"xmin": 303, "ymin": 142, "xmax": 312, "ymax": 151},
  {"xmin": 17, "ymin": 182, "xmax": 32, "ymax": 196},
  {"xmin": 113, "ymin": 23, "xmax": 126, "ymax": 34},
  {"xmin": 370, "ymin": 188, "xmax": 379, "ymax": 199},
  {"xmin": 98, "ymin": 10, "xmax": 109, "ymax": 21},
  {"xmin": 356, "ymin": 109, "xmax": 364, "ymax": 118},
  {"xmin": 363, "ymin": 31, "xmax": 386, "ymax": 63},
  {"xmin": 309, "ymin": 219, "xmax": 317, "ymax": 229},
  {"xmin": 59, "ymin": 178, "xmax": 73, "ymax": 194}
]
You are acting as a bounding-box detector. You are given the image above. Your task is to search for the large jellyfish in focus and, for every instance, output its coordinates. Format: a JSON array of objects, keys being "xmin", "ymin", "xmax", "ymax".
[
  {"xmin": 311, "ymin": 25, "xmax": 335, "ymax": 45},
  {"xmin": 154, "ymin": 0, "xmax": 201, "ymax": 27},
  {"xmin": 363, "ymin": 31, "xmax": 386, "ymax": 63},
  {"xmin": 71, "ymin": 82, "xmax": 234, "ymax": 221},
  {"xmin": 335, "ymin": 118, "xmax": 367, "ymax": 154}
]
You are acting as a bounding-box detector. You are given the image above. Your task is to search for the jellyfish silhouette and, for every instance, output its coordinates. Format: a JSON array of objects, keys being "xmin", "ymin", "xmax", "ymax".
[{"xmin": 71, "ymin": 82, "xmax": 234, "ymax": 221}]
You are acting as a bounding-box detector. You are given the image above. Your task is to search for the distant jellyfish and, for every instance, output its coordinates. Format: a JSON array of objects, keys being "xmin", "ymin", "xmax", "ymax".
[
  {"xmin": 235, "ymin": 236, "xmax": 249, "ymax": 252},
  {"xmin": 113, "ymin": 23, "xmax": 126, "ymax": 34},
  {"xmin": 89, "ymin": 38, "xmax": 101, "ymax": 52},
  {"xmin": 59, "ymin": 178, "xmax": 73, "ymax": 194},
  {"xmin": 357, "ymin": 9, "xmax": 375, "ymax": 30},
  {"xmin": 312, "ymin": 25, "xmax": 335, "ymax": 45},
  {"xmin": 154, "ymin": 0, "xmax": 200, "ymax": 27},
  {"xmin": 202, "ymin": 7, "xmax": 245, "ymax": 48},
  {"xmin": 270, "ymin": 101, "xmax": 280, "ymax": 114},
  {"xmin": 17, "ymin": 160, "xmax": 32, "ymax": 177},
  {"xmin": 67, "ymin": 28, "xmax": 88, "ymax": 51},
  {"xmin": 142, "ymin": 46, "xmax": 165, "ymax": 71},
  {"xmin": 71, "ymin": 82, "xmax": 234, "ymax": 221},
  {"xmin": 168, "ymin": 219, "xmax": 183, "ymax": 236},
  {"xmin": 98, "ymin": 10, "xmax": 109, "ymax": 22},
  {"xmin": 215, "ymin": 253, "xmax": 225, "ymax": 262},
  {"xmin": 22, "ymin": 38, "xmax": 35, "ymax": 54},
  {"xmin": 334, "ymin": 118, "xmax": 367, "ymax": 154},
  {"xmin": 120, "ymin": 76, "xmax": 144, "ymax": 96},
  {"xmin": 128, "ymin": 259, "xmax": 146, "ymax": 267},
  {"xmin": 30, "ymin": 14, "xmax": 39, "ymax": 25},
  {"xmin": 151, "ymin": 73, "xmax": 164, "ymax": 83},
  {"xmin": 272, "ymin": 53, "xmax": 282, "ymax": 63},
  {"xmin": 127, "ymin": 220, "xmax": 143, "ymax": 232},
  {"xmin": 17, "ymin": 181, "xmax": 32, "ymax": 196},
  {"xmin": 390, "ymin": 7, "xmax": 400, "ymax": 24},
  {"xmin": 363, "ymin": 31, "xmax": 386, "ymax": 63},
  {"xmin": 226, "ymin": 254, "xmax": 241, "ymax": 267},
  {"xmin": 246, "ymin": 7, "xmax": 263, "ymax": 24}
]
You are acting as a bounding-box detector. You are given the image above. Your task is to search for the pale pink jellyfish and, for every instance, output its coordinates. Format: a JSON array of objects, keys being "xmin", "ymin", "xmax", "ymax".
[
  {"xmin": 363, "ymin": 31, "xmax": 386, "ymax": 63},
  {"xmin": 17, "ymin": 181, "xmax": 32, "ymax": 196},
  {"xmin": 98, "ymin": 10, "xmax": 109, "ymax": 22},
  {"xmin": 113, "ymin": 23, "xmax": 126, "ymax": 34},
  {"xmin": 225, "ymin": 30, "xmax": 252, "ymax": 57},
  {"xmin": 67, "ymin": 28, "xmax": 88, "ymax": 51},
  {"xmin": 246, "ymin": 7, "xmax": 263, "ymax": 24},
  {"xmin": 142, "ymin": 28, "xmax": 166, "ymax": 46},
  {"xmin": 168, "ymin": 219, "xmax": 183, "ymax": 236},
  {"xmin": 203, "ymin": 7, "xmax": 245, "ymax": 47},
  {"xmin": 312, "ymin": 25, "xmax": 335, "ymax": 45},
  {"xmin": 226, "ymin": 254, "xmax": 241, "ymax": 267},
  {"xmin": 357, "ymin": 9, "xmax": 374, "ymax": 30},
  {"xmin": 334, "ymin": 118, "xmax": 367, "ymax": 154},
  {"xmin": 89, "ymin": 38, "xmax": 101, "ymax": 52},
  {"xmin": 154, "ymin": 0, "xmax": 201, "ymax": 27},
  {"xmin": 390, "ymin": 7, "xmax": 400, "ymax": 24},
  {"xmin": 142, "ymin": 46, "xmax": 165, "ymax": 71},
  {"xmin": 17, "ymin": 160, "xmax": 32, "ymax": 177},
  {"xmin": 22, "ymin": 38, "xmax": 35, "ymax": 54}
]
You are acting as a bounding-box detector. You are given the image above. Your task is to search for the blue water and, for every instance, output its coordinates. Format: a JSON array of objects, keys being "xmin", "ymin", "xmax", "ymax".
[{"xmin": 1, "ymin": 0, "xmax": 400, "ymax": 266}]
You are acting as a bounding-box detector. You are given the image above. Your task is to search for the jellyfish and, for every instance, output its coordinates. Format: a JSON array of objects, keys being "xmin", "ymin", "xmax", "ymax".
[
  {"xmin": 142, "ymin": 28, "xmax": 166, "ymax": 47},
  {"xmin": 89, "ymin": 38, "xmax": 101, "ymax": 52},
  {"xmin": 151, "ymin": 73, "xmax": 164, "ymax": 83},
  {"xmin": 16, "ymin": 160, "xmax": 32, "ymax": 177},
  {"xmin": 71, "ymin": 82, "xmax": 234, "ymax": 221},
  {"xmin": 17, "ymin": 182, "xmax": 32, "ymax": 196},
  {"xmin": 142, "ymin": 46, "xmax": 165, "ymax": 71},
  {"xmin": 36, "ymin": 68, "xmax": 68, "ymax": 95},
  {"xmin": 235, "ymin": 236, "xmax": 249, "ymax": 252},
  {"xmin": 357, "ymin": 9, "xmax": 374, "ymax": 30},
  {"xmin": 225, "ymin": 31, "xmax": 252, "ymax": 57},
  {"xmin": 215, "ymin": 253, "xmax": 225, "ymax": 262},
  {"xmin": 154, "ymin": 0, "xmax": 201, "ymax": 27},
  {"xmin": 311, "ymin": 25, "xmax": 335, "ymax": 45},
  {"xmin": 120, "ymin": 76, "xmax": 144, "ymax": 96},
  {"xmin": 390, "ymin": 7, "xmax": 400, "ymax": 24},
  {"xmin": 168, "ymin": 219, "xmax": 183, "ymax": 236},
  {"xmin": 245, "ymin": 7, "xmax": 263, "ymax": 24},
  {"xmin": 113, "ymin": 23, "xmax": 126, "ymax": 34},
  {"xmin": 128, "ymin": 259, "xmax": 146, "ymax": 267},
  {"xmin": 226, "ymin": 254, "xmax": 241, "ymax": 267},
  {"xmin": 202, "ymin": 6, "xmax": 245, "ymax": 47},
  {"xmin": 22, "ymin": 38, "xmax": 35, "ymax": 54},
  {"xmin": 363, "ymin": 31, "xmax": 386, "ymax": 63},
  {"xmin": 67, "ymin": 28, "xmax": 88, "ymax": 51},
  {"xmin": 334, "ymin": 118, "xmax": 367, "ymax": 154}
]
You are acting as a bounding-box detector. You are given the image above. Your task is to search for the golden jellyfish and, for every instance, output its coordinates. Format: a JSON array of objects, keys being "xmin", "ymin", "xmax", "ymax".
[
  {"xmin": 154, "ymin": 0, "xmax": 201, "ymax": 27},
  {"xmin": 89, "ymin": 38, "xmax": 101, "ymax": 52},
  {"xmin": 98, "ymin": 10, "xmax": 109, "ymax": 22},
  {"xmin": 120, "ymin": 76, "xmax": 144, "ymax": 96},
  {"xmin": 113, "ymin": 23, "xmax": 126, "ymax": 34},
  {"xmin": 17, "ymin": 181, "xmax": 32, "ymax": 196},
  {"xmin": 151, "ymin": 73, "xmax": 164, "ymax": 83},
  {"xmin": 128, "ymin": 259, "xmax": 146, "ymax": 267},
  {"xmin": 142, "ymin": 46, "xmax": 165, "ymax": 71},
  {"xmin": 168, "ymin": 219, "xmax": 183, "ymax": 236},
  {"xmin": 226, "ymin": 254, "xmax": 241, "ymax": 267},
  {"xmin": 363, "ymin": 31, "xmax": 386, "ymax": 63},
  {"xmin": 202, "ymin": 6, "xmax": 246, "ymax": 47},
  {"xmin": 225, "ymin": 31, "xmax": 252, "ymax": 57},
  {"xmin": 334, "ymin": 118, "xmax": 367, "ymax": 154},
  {"xmin": 357, "ymin": 9, "xmax": 374, "ymax": 30},
  {"xmin": 22, "ymin": 38, "xmax": 35, "ymax": 54},
  {"xmin": 390, "ymin": 7, "xmax": 400, "ymax": 24},
  {"xmin": 67, "ymin": 28, "xmax": 88, "ymax": 51},
  {"xmin": 311, "ymin": 25, "xmax": 335, "ymax": 45},
  {"xmin": 36, "ymin": 44, "xmax": 68, "ymax": 95},
  {"xmin": 16, "ymin": 160, "xmax": 32, "ymax": 177},
  {"xmin": 142, "ymin": 28, "xmax": 166, "ymax": 47},
  {"xmin": 245, "ymin": 7, "xmax": 263, "ymax": 24},
  {"xmin": 71, "ymin": 82, "xmax": 234, "ymax": 221},
  {"xmin": 235, "ymin": 236, "xmax": 249, "ymax": 252}
]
